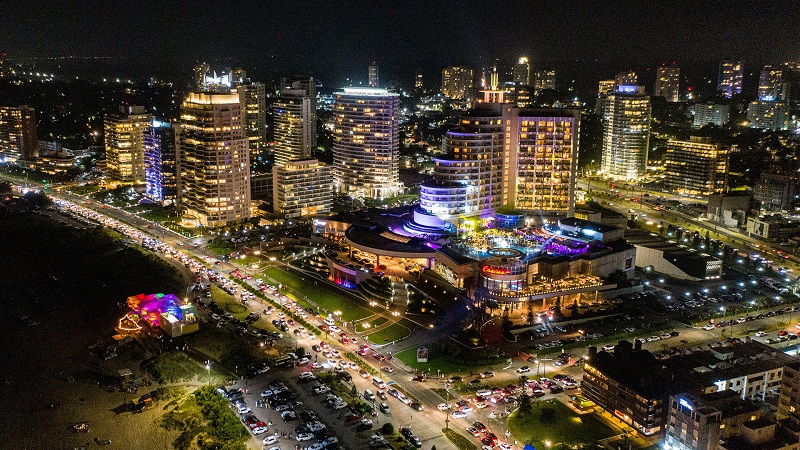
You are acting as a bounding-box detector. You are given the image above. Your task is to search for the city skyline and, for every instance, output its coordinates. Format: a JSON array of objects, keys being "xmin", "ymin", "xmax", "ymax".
[{"xmin": 2, "ymin": 2, "xmax": 799, "ymax": 88}]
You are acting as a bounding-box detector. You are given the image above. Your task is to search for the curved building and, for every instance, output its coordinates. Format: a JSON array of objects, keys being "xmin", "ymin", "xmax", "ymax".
[
  {"xmin": 332, "ymin": 88, "xmax": 402, "ymax": 199},
  {"xmin": 423, "ymin": 110, "xmax": 505, "ymax": 217}
]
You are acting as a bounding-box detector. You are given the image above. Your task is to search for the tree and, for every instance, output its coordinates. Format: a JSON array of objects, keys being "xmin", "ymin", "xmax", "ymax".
[
  {"xmin": 381, "ymin": 423, "xmax": 394, "ymax": 434},
  {"xmin": 518, "ymin": 393, "xmax": 533, "ymax": 417}
]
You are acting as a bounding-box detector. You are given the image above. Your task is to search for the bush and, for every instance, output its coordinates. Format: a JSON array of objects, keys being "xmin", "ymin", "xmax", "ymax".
[
  {"xmin": 381, "ymin": 423, "xmax": 394, "ymax": 434},
  {"xmin": 442, "ymin": 428, "xmax": 477, "ymax": 450},
  {"xmin": 344, "ymin": 351, "xmax": 378, "ymax": 375}
]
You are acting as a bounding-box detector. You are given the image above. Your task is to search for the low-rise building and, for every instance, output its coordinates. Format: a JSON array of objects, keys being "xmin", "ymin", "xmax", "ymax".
[
  {"xmin": 746, "ymin": 215, "xmax": 800, "ymax": 241},
  {"xmin": 625, "ymin": 229, "xmax": 722, "ymax": 280}
]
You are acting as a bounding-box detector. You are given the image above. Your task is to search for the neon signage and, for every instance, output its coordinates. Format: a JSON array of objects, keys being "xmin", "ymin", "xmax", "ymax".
[
  {"xmin": 679, "ymin": 398, "xmax": 693, "ymax": 411},
  {"xmin": 483, "ymin": 265, "xmax": 511, "ymax": 275}
]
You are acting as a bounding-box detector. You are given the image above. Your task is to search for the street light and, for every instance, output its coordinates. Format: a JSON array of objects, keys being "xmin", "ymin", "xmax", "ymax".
[{"xmin": 206, "ymin": 361, "xmax": 211, "ymax": 385}]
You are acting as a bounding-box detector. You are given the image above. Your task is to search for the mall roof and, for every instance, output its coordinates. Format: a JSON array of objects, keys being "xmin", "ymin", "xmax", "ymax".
[{"xmin": 559, "ymin": 217, "xmax": 620, "ymax": 234}]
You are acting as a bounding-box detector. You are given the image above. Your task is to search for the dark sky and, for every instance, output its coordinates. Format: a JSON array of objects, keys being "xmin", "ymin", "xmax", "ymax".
[{"xmin": 3, "ymin": 1, "xmax": 799, "ymax": 85}]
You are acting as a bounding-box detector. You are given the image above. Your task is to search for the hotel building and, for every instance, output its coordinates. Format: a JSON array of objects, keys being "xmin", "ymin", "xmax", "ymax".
[
  {"xmin": 273, "ymin": 159, "xmax": 332, "ymax": 218},
  {"xmin": 176, "ymin": 92, "xmax": 251, "ymax": 227},
  {"xmin": 104, "ymin": 105, "xmax": 151, "ymax": 182},
  {"xmin": 663, "ymin": 137, "xmax": 729, "ymax": 196},
  {"xmin": 332, "ymin": 88, "xmax": 402, "ymax": 199},
  {"xmin": 0, "ymin": 105, "xmax": 37, "ymax": 162},
  {"xmin": 600, "ymin": 85, "xmax": 651, "ymax": 180}
]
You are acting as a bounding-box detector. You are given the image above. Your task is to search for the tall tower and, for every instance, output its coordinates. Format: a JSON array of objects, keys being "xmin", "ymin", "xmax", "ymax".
[
  {"xmin": 615, "ymin": 71, "xmax": 638, "ymax": 86},
  {"xmin": 193, "ymin": 62, "xmax": 210, "ymax": 89},
  {"xmin": 236, "ymin": 81, "xmax": 267, "ymax": 158},
  {"xmin": 512, "ymin": 109, "xmax": 580, "ymax": 216},
  {"xmin": 513, "ymin": 57, "xmax": 530, "ymax": 85},
  {"xmin": 144, "ymin": 119, "xmax": 176, "ymax": 201},
  {"xmin": 368, "ymin": 62, "xmax": 379, "ymax": 87},
  {"xmin": 273, "ymin": 83, "xmax": 315, "ymax": 167},
  {"xmin": 332, "ymin": 88, "xmax": 402, "ymax": 199},
  {"xmin": 176, "ymin": 92, "xmax": 251, "ymax": 227},
  {"xmin": 758, "ymin": 65, "xmax": 788, "ymax": 101},
  {"xmin": 104, "ymin": 105, "xmax": 151, "ymax": 182},
  {"xmin": 441, "ymin": 66, "xmax": 475, "ymax": 100},
  {"xmin": 600, "ymin": 86, "xmax": 651, "ymax": 180},
  {"xmin": 718, "ymin": 60, "xmax": 744, "ymax": 98},
  {"xmin": 415, "ymin": 72, "xmax": 423, "ymax": 90},
  {"xmin": 654, "ymin": 66, "xmax": 680, "ymax": 102},
  {"xmin": 0, "ymin": 105, "xmax": 37, "ymax": 161}
]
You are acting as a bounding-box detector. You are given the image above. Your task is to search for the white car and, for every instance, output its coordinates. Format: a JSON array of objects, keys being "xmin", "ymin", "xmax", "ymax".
[
  {"xmin": 475, "ymin": 402, "xmax": 488, "ymax": 409},
  {"xmin": 755, "ymin": 331, "xmax": 767, "ymax": 337},
  {"xmin": 331, "ymin": 349, "xmax": 341, "ymax": 357},
  {"xmin": 451, "ymin": 410, "xmax": 468, "ymax": 418},
  {"xmin": 262, "ymin": 435, "xmax": 278, "ymax": 445},
  {"xmin": 498, "ymin": 443, "xmax": 513, "ymax": 450},
  {"xmin": 602, "ymin": 344, "xmax": 615, "ymax": 351},
  {"xmin": 516, "ymin": 366, "xmax": 531, "ymax": 373},
  {"xmin": 437, "ymin": 403, "xmax": 450, "ymax": 411},
  {"xmin": 296, "ymin": 432, "xmax": 314, "ymax": 441},
  {"xmin": 348, "ymin": 362, "xmax": 358, "ymax": 370},
  {"xmin": 252, "ymin": 426, "xmax": 268, "ymax": 435},
  {"xmin": 703, "ymin": 324, "xmax": 715, "ymax": 331}
]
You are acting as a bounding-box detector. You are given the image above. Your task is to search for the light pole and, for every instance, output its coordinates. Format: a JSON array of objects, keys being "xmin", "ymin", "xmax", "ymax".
[{"xmin": 206, "ymin": 361, "xmax": 211, "ymax": 385}]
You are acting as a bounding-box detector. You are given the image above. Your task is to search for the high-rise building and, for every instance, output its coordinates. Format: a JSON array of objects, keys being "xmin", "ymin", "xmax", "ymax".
[
  {"xmin": 281, "ymin": 76, "xmax": 317, "ymax": 150},
  {"xmin": 747, "ymin": 100, "xmax": 790, "ymax": 130},
  {"xmin": 419, "ymin": 104, "xmax": 579, "ymax": 219},
  {"xmin": 654, "ymin": 66, "xmax": 680, "ymax": 102},
  {"xmin": 600, "ymin": 86, "xmax": 651, "ymax": 180},
  {"xmin": 534, "ymin": 70, "xmax": 557, "ymax": 92},
  {"xmin": 415, "ymin": 72, "xmax": 423, "ymax": 90},
  {"xmin": 144, "ymin": 119, "xmax": 177, "ymax": 201},
  {"xmin": 513, "ymin": 57, "xmax": 530, "ymax": 85},
  {"xmin": 176, "ymin": 92, "xmax": 250, "ymax": 227},
  {"xmin": 104, "ymin": 105, "xmax": 151, "ymax": 182},
  {"xmin": 758, "ymin": 65, "xmax": 788, "ymax": 101},
  {"xmin": 193, "ymin": 62, "xmax": 210, "ymax": 89},
  {"xmin": 595, "ymin": 80, "xmax": 617, "ymax": 117},
  {"xmin": 663, "ymin": 137, "xmax": 729, "ymax": 196},
  {"xmin": 489, "ymin": 59, "xmax": 500, "ymax": 90},
  {"xmin": 236, "ymin": 81, "xmax": 267, "ymax": 157},
  {"xmin": 368, "ymin": 61, "xmax": 379, "ymax": 87},
  {"xmin": 273, "ymin": 159, "xmax": 332, "ymax": 218},
  {"xmin": 230, "ymin": 68, "xmax": 247, "ymax": 86},
  {"xmin": 422, "ymin": 108, "xmax": 507, "ymax": 216},
  {"xmin": 692, "ymin": 103, "xmax": 731, "ymax": 128},
  {"xmin": 441, "ymin": 66, "xmax": 475, "ymax": 100},
  {"xmin": 615, "ymin": 71, "xmax": 638, "ymax": 86},
  {"xmin": 0, "ymin": 105, "xmax": 37, "ymax": 162},
  {"xmin": 332, "ymin": 88, "xmax": 402, "ymax": 199},
  {"xmin": 273, "ymin": 86, "xmax": 315, "ymax": 168},
  {"xmin": 718, "ymin": 60, "xmax": 744, "ymax": 98},
  {"xmin": 511, "ymin": 109, "xmax": 580, "ymax": 216}
]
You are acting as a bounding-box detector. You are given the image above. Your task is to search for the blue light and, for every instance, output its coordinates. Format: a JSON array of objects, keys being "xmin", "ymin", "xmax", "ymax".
[{"xmin": 617, "ymin": 85, "xmax": 638, "ymax": 94}]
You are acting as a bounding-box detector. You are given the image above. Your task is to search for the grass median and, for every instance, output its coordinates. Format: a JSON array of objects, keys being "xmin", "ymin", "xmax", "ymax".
[
  {"xmin": 365, "ymin": 323, "xmax": 411, "ymax": 345},
  {"xmin": 506, "ymin": 399, "xmax": 617, "ymax": 448},
  {"xmin": 262, "ymin": 266, "xmax": 372, "ymax": 322}
]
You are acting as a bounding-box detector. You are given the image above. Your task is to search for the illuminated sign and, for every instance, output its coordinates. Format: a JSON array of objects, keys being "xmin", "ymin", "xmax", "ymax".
[
  {"xmin": 483, "ymin": 265, "xmax": 511, "ymax": 275},
  {"xmin": 617, "ymin": 85, "xmax": 638, "ymax": 94},
  {"xmin": 679, "ymin": 398, "xmax": 693, "ymax": 411}
]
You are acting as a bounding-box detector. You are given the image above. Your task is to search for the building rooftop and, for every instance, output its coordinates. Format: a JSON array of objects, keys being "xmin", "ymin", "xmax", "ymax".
[
  {"xmin": 624, "ymin": 229, "xmax": 720, "ymax": 264},
  {"xmin": 588, "ymin": 344, "xmax": 681, "ymax": 399},
  {"xmin": 559, "ymin": 217, "xmax": 620, "ymax": 234}
]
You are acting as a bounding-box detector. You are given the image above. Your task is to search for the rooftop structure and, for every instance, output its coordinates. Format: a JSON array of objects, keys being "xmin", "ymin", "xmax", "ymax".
[{"xmin": 625, "ymin": 229, "xmax": 723, "ymax": 280}]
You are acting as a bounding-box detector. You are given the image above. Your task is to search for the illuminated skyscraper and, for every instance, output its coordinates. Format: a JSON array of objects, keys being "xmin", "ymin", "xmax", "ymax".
[
  {"xmin": 176, "ymin": 92, "xmax": 250, "ymax": 227},
  {"xmin": 512, "ymin": 109, "xmax": 580, "ymax": 216},
  {"xmin": 0, "ymin": 105, "xmax": 37, "ymax": 162},
  {"xmin": 600, "ymin": 86, "xmax": 651, "ymax": 180},
  {"xmin": 595, "ymin": 79, "xmax": 617, "ymax": 117},
  {"xmin": 513, "ymin": 57, "xmax": 530, "ymax": 85},
  {"xmin": 615, "ymin": 71, "xmax": 638, "ymax": 86},
  {"xmin": 534, "ymin": 70, "xmax": 556, "ymax": 92},
  {"xmin": 193, "ymin": 62, "xmax": 210, "ymax": 89},
  {"xmin": 757, "ymin": 65, "xmax": 788, "ymax": 101},
  {"xmin": 368, "ymin": 62, "xmax": 379, "ymax": 87},
  {"xmin": 415, "ymin": 72, "xmax": 423, "ymax": 90},
  {"xmin": 236, "ymin": 81, "xmax": 267, "ymax": 158},
  {"xmin": 663, "ymin": 137, "xmax": 729, "ymax": 196},
  {"xmin": 717, "ymin": 60, "xmax": 744, "ymax": 98},
  {"xmin": 691, "ymin": 102, "xmax": 730, "ymax": 128},
  {"xmin": 273, "ymin": 159, "xmax": 332, "ymax": 218},
  {"xmin": 441, "ymin": 66, "xmax": 475, "ymax": 100},
  {"xmin": 104, "ymin": 105, "xmax": 151, "ymax": 182},
  {"xmin": 273, "ymin": 82, "xmax": 315, "ymax": 168},
  {"xmin": 747, "ymin": 100, "xmax": 790, "ymax": 130},
  {"xmin": 654, "ymin": 66, "xmax": 680, "ymax": 102},
  {"xmin": 332, "ymin": 88, "xmax": 402, "ymax": 199},
  {"xmin": 144, "ymin": 119, "xmax": 177, "ymax": 201}
]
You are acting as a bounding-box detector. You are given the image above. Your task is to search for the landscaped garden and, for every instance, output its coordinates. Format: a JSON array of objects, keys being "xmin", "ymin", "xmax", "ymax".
[
  {"xmin": 506, "ymin": 399, "xmax": 617, "ymax": 449},
  {"xmin": 365, "ymin": 322, "xmax": 411, "ymax": 345},
  {"xmin": 262, "ymin": 266, "xmax": 373, "ymax": 322},
  {"xmin": 395, "ymin": 346, "xmax": 508, "ymax": 375}
]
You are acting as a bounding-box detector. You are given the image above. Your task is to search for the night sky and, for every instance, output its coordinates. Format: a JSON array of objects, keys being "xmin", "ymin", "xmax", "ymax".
[{"xmin": 3, "ymin": 1, "xmax": 799, "ymax": 85}]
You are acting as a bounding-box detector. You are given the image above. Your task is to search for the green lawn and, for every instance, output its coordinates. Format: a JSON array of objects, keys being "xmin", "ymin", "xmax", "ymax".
[
  {"xmin": 395, "ymin": 347, "xmax": 508, "ymax": 375},
  {"xmin": 507, "ymin": 400, "xmax": 617, "ymax": 448},
  {"xmin": 357, "ymin": 316, "xmax": 388, "ymax": 333},
  {"xmin": 365, "ymin": 323, "xmax": 411, "ymax": 345},
  {"xmin": 262, "ymin": 267, "xmax": 372, "ymax": 322}
]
